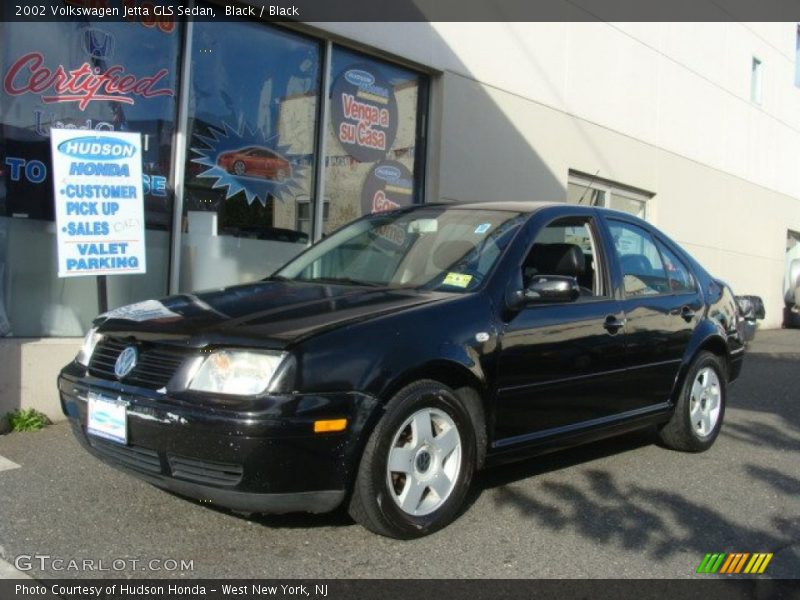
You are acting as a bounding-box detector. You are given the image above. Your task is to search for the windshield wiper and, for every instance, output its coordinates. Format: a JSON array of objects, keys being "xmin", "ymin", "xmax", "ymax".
[{"xmin": 302, "ymin": 276, "xmax": 385, "ymax": 288}]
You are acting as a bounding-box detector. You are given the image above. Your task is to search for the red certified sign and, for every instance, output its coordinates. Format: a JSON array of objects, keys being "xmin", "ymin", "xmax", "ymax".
[{"xmin": 3, "ymin": 52, "xmax": 174, "ymax": 111}]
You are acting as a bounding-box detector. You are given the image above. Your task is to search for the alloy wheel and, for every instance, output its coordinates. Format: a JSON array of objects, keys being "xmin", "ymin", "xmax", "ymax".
[
  {"xmin": 689, "ymin": 366, "xmax": 721, "ymax": 437},
  {"xmin": 385, "ymin": 407, "xmax": 462, "ymax": 517}
]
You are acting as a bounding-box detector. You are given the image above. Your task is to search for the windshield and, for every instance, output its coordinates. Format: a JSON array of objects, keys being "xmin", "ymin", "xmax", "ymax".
[{"xmin": 274, "ymin": 206, "xmax": 526, "ymax": 292}]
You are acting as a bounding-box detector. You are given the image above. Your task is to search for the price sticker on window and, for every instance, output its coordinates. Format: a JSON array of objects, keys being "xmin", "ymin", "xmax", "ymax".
[{"xmin": 443, "ymin": 273, "xmax": 473, "ymax": 288}]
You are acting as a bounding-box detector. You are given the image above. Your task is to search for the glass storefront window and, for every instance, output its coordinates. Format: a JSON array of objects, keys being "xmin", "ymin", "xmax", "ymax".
[
  {"xmin": 0, "ymin": 13, "xmax": 430, "ymax": 337},
  {"xmin": 180, "ymin": 18, "xmax": 321, "ymax": 291},
  {"xmin": 322, "ymin": 46, "xmax": 428, "ymax": 234},
  {"xmin": 0, "ymin": 12, "xmax": 181, "ymax": 336},
  {"xmin": 295, "ymin": 197, "xmax": 329, "ymax": 237}
]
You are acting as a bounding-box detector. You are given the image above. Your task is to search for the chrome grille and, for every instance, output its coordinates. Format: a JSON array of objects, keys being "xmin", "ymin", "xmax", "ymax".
[{"xmin": 88, "ymin": 337, "xmax": 186, "ymax": 389}]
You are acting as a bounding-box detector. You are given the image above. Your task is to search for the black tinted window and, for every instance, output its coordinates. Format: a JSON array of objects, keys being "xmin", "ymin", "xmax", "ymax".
[
  {"xmin": 608, "ymin": 221, "xmax": 669, "ymax": 297},
  {"xmin": 523, "ymin": 217, "xmax": 605, "ymax": 298},
  {"xmin": 656, "ymin": 239, "xmax": 695, "ymax": 293}
]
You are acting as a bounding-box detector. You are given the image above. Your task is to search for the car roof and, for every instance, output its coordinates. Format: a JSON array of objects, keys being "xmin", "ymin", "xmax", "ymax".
[
  {"xmin": 399, "ymin": 202, "xmax": 655, "ymax": 229},
  {"xmin": 420, "ymin": 202, "xmax": 652, "ymax": 222}
]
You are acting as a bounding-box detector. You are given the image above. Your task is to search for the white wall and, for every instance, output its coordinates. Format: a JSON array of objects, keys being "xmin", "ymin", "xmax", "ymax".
[
  {"xmin": 312, "ymin": 21, "xmax": 800, "ymax": 327},
  {"xmin": 315, "ymin": 22, "xmax": 800, "ymax": 200},
  {"xmin": 0, "ymin": 338, "xmax": 78, "ymax": 421}
]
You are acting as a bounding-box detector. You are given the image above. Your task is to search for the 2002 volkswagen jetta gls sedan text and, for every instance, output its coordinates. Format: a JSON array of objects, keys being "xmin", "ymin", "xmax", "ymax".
[{"xmin": 58, "ymin": 202, "xmax": 745, "ymax": 538}]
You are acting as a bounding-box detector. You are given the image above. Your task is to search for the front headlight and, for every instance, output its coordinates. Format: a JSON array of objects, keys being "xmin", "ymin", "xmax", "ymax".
[
  {"xmin": 76, "ymin": 327, "xmax": 103, "ymax": 366},
  {"xmin": 188, "ymin": 350, "xmax": 288, "ymax": 396}
]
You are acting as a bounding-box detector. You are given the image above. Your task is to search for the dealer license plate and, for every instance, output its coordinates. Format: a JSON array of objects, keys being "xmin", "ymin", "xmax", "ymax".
[{"xmin": 87, "ymin": 392, "xmax": 128, "ymax": 444}]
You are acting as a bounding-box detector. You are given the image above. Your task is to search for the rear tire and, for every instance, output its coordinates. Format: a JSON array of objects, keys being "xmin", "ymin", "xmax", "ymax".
[
  {"xmin": 349, "ymin": 380, "xmax": 476, "ymax": 539},
  {"xmin": 658, "ymin": 351, "xmax": 727, "ymax": 452}
]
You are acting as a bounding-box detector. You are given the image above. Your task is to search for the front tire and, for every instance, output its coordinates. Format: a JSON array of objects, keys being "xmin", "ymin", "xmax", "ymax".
[
  {"xmin": 232, "ymin": 160, "xmax": 246, "ymax": 176},
  {"xmin": 658, "ymin": 351, "xmax": 727, "ymax": 452},
  {"xmin": 349, "ymin": 380, "xmax": 476, "ymax": 538}
]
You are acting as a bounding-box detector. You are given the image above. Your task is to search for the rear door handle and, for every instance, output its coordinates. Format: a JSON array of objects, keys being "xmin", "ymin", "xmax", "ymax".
[
  {"xmin": 680, "ymin": 306, "xmax": 695, "ymax": 322},
  {"xmin": 603, "ymin": 315, "xmax": 626, "ymax": 334}
]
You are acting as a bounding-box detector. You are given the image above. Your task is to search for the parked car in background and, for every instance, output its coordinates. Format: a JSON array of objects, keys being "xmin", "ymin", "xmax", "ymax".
[
  {"xmin": 58, "ymin": 202, "xmax": 745, "ymax": 538},
  {"xmin": 225, "ymin": 225, "xmax": 309, "ymax": 244},
  {"xmin": 217, "ymin": 146, "xmax": 292, "ymax": 181},
  {"xmin": 785, "ymin": 258, "xmax": 800, "ymax": 328},
  {"xmin": 736, "ymin": 295, "xmax": 765, "ymax": 341}
]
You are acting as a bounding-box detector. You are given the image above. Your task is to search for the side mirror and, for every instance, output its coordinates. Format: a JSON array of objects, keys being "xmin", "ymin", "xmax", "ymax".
[
  {"xmin": 736, "ymin": 294, "xmax": 766, "ymax": 321},
  {"xmin": 508, "ymin": 275, "xmax": 580, "ymax": 308}
]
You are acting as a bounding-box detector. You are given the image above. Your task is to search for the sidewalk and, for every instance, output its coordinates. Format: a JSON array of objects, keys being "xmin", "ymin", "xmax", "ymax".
[{"xmin": 748, "ymin": 328, "xmax": 800, "ymax": 356}]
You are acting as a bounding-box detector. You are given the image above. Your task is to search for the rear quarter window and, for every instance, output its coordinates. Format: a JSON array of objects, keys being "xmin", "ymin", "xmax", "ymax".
[{"xmin": 655, "ymin": 239, "xmax": 696, "ymax": 293}]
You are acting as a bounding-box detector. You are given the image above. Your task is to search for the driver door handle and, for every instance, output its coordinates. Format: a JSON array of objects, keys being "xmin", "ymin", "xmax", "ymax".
[{"xmin": 680, "ymin": 306, "xmax": 696, "ymax": 322}]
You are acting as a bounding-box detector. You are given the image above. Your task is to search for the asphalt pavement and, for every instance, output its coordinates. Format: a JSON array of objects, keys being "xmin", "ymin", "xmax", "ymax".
[{"xmin": 0, "ymin": 330, "xmax": 798, "ymax": 579}]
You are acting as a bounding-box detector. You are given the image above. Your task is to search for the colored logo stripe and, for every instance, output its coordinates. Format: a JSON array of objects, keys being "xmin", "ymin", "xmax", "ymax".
[
  {"xmin": 697, "ymin": 553, "xmax": 726, "ymax": 573},
  {"xmin": 696, "ymin": 553, "xmax": 773, "ymax": 574},
  {"xmin": 744, "ymin": 553, "xmax": 773, "ymax": 574},
  {"xmin": 720, "ymin": 553, "xmax": 749, "ymax": 574}
]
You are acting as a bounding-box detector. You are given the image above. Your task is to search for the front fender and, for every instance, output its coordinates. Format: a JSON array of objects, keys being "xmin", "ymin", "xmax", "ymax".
[{"xmin": 361, "ymin": 317, "xmax": 498, "ymax": 413}]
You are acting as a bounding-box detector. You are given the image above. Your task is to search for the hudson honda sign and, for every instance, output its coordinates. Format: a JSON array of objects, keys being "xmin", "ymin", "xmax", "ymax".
[
  {"xmin": 3, "ymin": 52, "xmax": 174, "ymax": 111},
  {"xmin": 50, "ymin": 130, "xmax": 147, "ymax": 277}
]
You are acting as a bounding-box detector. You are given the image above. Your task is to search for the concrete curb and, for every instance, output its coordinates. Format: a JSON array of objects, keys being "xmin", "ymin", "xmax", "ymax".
[{"xmin": 0, "ymin": 553, "xmax": 33, "ymax": 580}]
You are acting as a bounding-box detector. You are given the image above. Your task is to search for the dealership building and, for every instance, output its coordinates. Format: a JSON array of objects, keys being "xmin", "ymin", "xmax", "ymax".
[{"xmin": 1, "ymin": 9, "xmax": 799, "ymax": 418}]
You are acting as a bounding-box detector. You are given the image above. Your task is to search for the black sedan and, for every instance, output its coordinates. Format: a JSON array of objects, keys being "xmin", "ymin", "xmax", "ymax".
[{"xmin": 58, "ymin": 202, "xmax": 745, "ymax": 538}]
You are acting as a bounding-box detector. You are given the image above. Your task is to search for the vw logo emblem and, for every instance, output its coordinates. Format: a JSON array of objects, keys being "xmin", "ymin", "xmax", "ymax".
[
  {"xmin": 416, "ymin": 450, "xmax": 432, "ymax": 473},
  {"xmin": 114, "ymin": 346, "xmax": 138, "ymax": 379}
]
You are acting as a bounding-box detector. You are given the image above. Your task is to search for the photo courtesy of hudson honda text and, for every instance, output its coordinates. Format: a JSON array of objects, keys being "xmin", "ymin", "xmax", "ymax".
[{"xmin": 15, "ymin": 584, "xmax": 330, "ymax": 597}]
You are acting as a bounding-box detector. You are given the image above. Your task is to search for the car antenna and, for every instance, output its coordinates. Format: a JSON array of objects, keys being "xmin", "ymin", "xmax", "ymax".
[{"xmin": 577, "ymin": 170, "xmax": 600, "ymax": 205}]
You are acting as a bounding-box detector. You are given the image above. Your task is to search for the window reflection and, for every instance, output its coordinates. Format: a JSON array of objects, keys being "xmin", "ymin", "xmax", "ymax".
[
  {"xmin": 322, "ymin": 46, "xmax": 427, "ymax": 234},
  {"xmin": 0, "ymin": 13, "xmax": 180, "ymax": 336},
  {"xmin": 181, "ymin": 18, "xmax": 321, "ymax": 291}
]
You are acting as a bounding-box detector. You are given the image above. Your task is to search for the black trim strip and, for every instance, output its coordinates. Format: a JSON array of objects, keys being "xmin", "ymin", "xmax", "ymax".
[
  {"xmin": 498, "ymin": 359, "xmax": 682, "ymax": 394},
  {"xmin": 491, "ymin": 402, "xmax": 671, "ymax": 449}
]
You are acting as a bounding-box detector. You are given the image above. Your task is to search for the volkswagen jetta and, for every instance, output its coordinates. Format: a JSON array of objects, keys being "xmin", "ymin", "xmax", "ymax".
[{"xmin": 58, "ymin": 202, "xmax": 745, "ymax": 538}]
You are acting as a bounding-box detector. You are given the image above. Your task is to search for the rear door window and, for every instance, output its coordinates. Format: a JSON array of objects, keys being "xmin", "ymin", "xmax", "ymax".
[{"xmin": 608, "ymin": 220, "xmax": 669, "ymax": 297}]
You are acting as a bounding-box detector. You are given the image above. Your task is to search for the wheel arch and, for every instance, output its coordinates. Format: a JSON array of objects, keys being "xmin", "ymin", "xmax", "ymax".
[
  {"xmin": 659, "ymin": 330, "xmax": 729, "ymax": 452},
  {"xmin": 376, "ymin": 360, "xmax": 490, "ymax": 469},
  {"xmin": 671, "ymin": 324, "xmax": 730, "ymax": 405}
]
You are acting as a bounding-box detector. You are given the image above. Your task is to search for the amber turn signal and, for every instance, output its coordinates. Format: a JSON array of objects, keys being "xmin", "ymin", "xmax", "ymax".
[{"xmin": 313, "ymin": 418, "xmax": 348, "ymax": 433}]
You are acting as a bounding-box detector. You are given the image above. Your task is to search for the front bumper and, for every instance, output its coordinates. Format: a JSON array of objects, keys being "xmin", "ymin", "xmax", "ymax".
[{"xmin": 58, "ymin": 362, "xmax": 380, "ymax": 514}]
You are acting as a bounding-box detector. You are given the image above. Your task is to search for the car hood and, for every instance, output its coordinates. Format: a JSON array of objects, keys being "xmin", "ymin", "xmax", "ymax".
[{"xmin": 94, "ymin": 280, "xmax": 452, "ymax": 349}]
